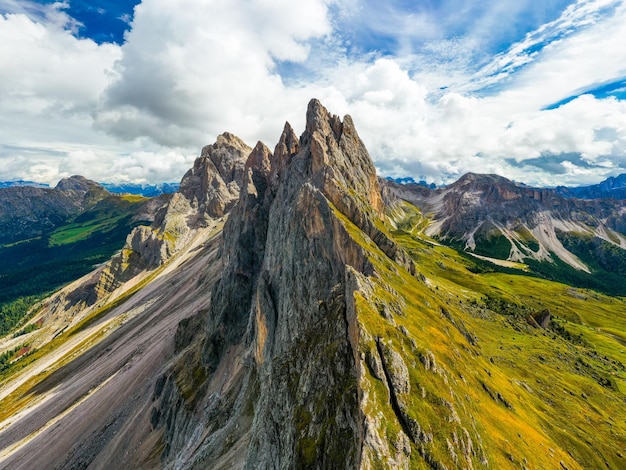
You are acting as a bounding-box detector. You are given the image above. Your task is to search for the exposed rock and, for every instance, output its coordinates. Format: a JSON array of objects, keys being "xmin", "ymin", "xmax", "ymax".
[
  {"xmin": 178, "ymin": 132, "xmax": 250, "ymax": 222},
  {"xmin": 534, "ymin": 309, "xmax": 551, "ymax": 329},
  {"xmin": 155, "ymin": 99, "xmax": 388, "ymax": 468},
  {"xmin": 420, "ymin": 350, "xmax": 438, "ymax": 372},
  {"xmin": 90, "ymin": 133, "xmax": 252, "ymax": 300},
  {"xmin": 381, "ymin": 172, "xmax": 626, "ymax": 272},
  {"xmin": 366, "ymin": 347, "xmax": 385, "ymax": 381},
  {"xmin": 377, "ymin": 340, "xmax": 410, "ymax": 395}
]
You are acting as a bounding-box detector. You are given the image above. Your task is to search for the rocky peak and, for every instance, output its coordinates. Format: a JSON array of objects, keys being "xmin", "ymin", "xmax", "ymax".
[
  {"xmin": 199, "ymin": 131, "xmax": 250, "ymax": 186},
  {"xmin": 97, "ymin": 133, "xmax": 253, "ymax": 294},
  {"xmin": 269, "ymin": 121, "xmax": 299, "ymax": 189},
  {"xmin": 242, "ymin": 141, "xmax": 273, "ymax": 203},
  {"xmin": 179, "ymin": 133, "xmax": 250, "ymax": 213},
  {"xmin": 153, "ymin": 99, "xmax": 419, "ymax": 467},
  {"xmin": 55, "ymin": 175, "xmax": 106, "ymax": 194},
  {"xmin": 54, "ymin": 175, "xmax": 110, "ymax": 207},
  {"xmin": 246, "ymin": 141, "xmax": 272, "ymax": 178},
  {"xmin": 300, "ymin": 99, "xmax": 384, "ymax": 218}
]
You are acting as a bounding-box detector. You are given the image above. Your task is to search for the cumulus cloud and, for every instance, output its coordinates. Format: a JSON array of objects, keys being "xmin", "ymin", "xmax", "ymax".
[
  {"xmin": 2, "ymin": 0, "xmax": 626, "ymax": 188},
  {"xmin": 94, "ymin": 0, "xmax": 333, "ymax": 148}
]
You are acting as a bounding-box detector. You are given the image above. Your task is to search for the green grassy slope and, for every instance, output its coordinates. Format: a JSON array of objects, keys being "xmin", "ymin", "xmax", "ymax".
[
  {"xmin": 0, "ymin": 195, "xmax": 150, "ymax": 336},
  {"xmin": 345, "ymin": 201, "xmax": 626, "ymax": 469}
]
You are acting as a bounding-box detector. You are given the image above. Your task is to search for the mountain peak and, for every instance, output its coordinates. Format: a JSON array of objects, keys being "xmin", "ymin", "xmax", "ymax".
[
  {"xmin": 300, "ymin": 98, "xmax": 383, "ymax": 217},
  {"xmin": 305, "ymin": 98, "xmax": 343, "ymax": 142},
  {"xmin": 55, "ymin": 175, "xmax": 107, "ymax": 194},
  {"xmin": 453, "ymin": 172, "xmax": 513, "ymax": 188}
]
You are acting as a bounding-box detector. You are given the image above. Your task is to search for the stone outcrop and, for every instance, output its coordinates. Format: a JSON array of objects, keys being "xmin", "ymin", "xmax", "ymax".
[
  {"xmin": 150, "ymin": 99, "xmax": 424, "ymax": 468},
  {"xmin": 93, "ymin": 133, "xmax": 251, "ymax": 295}
]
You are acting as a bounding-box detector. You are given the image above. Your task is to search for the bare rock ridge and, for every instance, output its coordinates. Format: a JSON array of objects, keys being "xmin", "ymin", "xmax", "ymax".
[
  {"xmin": 150, "ymin": 99, "xmax": 415, "ymax": 468},
  {"xmin": 95, "ymin": 133, "xmax": 251, "ymax": 295},
  {"xmin": 382, "ymin": 172, "xmax": 626, "ymax": 271}
]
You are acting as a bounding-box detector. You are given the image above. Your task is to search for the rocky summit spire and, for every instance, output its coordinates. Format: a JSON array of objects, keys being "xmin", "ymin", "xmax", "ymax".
[
  {"xmin": 151, "ymin": 99, "xmax": 418, "ymax": 468},
  {"xmin": 270, "ymin": 121, "xmax": 299, "ymax": 189},
  {"xmin": 302, "ymin": 98, "xmax": 384, "ymax": 218}
]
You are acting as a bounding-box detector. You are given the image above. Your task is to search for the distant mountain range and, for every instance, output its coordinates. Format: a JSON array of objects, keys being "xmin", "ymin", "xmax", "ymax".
[
  {"xmin": 100, "ymin": 182, "xmax": 180, "ymax": 196},
  {"xmin": 387, "ymin": 173, "xmax": 626, "ymax": 199},
  {"xmin": 0, "ymin": 180, "xmax": 49, "ymax": 189},
  {"xmin": 0, "ymin": 180, "xmax": 180, "ymax": 197},
  {"xmin": 3, "ymin": 173, "xmax": 626, "ymax": 199},
  {"xmin": 555, "ymin": 173, "xmax": 626, "ymax": 199}
]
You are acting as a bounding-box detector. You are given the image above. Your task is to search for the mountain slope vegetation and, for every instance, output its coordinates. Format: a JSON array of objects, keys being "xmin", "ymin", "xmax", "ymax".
[
  {"xmin": 0, "ymin": 101, "xmax": 624, "ymax": 469},
  {"xmin": 0, "ymin": 180, "xmax": 163, "ymax": 336}
]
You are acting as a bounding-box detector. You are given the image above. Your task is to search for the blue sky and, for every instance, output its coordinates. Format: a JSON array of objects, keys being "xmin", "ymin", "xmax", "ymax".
[{"xmin": 1, "ymin": 0, "xmax": 626, "ymax": 186}]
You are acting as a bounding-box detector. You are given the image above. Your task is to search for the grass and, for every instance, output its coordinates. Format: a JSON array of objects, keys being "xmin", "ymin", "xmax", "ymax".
[
  {"xmin": 335, "ymin": 200, "xmax": 626, "ymax": 469},
  {"xmin": 0, "ymin": 195, "xmax": 150, "ymax": 336}
]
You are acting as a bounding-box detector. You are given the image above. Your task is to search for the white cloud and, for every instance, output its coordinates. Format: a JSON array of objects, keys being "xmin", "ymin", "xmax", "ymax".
[
  {"xmin": 94, "ymin": 0, "xmax": 333, "ymax": 148},
  {"xmin": 0, "ymin": 10, "xmax": 119, "ymax": 110},
  {"xmin": 2, "ymin": 0, "xmax": 626, "ymax": 188}
]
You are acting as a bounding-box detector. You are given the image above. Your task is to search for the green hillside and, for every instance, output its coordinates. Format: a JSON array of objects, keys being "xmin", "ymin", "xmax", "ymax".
[
  {"xmin": 345, "ymin": 200, "xmax": 626, "ymax": 469},
  {"xmin": 0, "ymin": 195, "xmax": 150, "ymax": 336}
]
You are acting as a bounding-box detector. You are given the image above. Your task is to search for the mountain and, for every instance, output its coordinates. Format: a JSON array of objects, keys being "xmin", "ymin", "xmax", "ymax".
[
  {"xmin": 0, "ymin": 177, "xmax": 167, "ymax": 335},
  {"xmin": 0, "ymin": 175, "xmax": 111, "ymax": 245},
  {"xmin": 383, "ymin": 172, "xmax": 626, "ymax": 294},
  {"xmin": 101, "ymin": 182, "xmax": 180, "ymax": 197},
  {"xmin": 0, "ymin": 180, "xmax": 49, "ymax": 189},
  {"xmin": 0, "ymin": 101, "xmax": 625, "ymax": 469},
  {"xmin": 556, "ymin": 173, "xmax": 626, "ymax": 200}
]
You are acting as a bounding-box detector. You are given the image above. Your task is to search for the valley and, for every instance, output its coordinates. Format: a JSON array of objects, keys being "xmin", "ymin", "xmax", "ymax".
[{"xmin": 0, "ymin": 100, "xmax": 625, "ymax": 469}]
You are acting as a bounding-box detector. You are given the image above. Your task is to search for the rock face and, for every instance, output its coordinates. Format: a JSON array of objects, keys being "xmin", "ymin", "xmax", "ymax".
[
  {"xmin": 382, "ymin": 173, "xmax": 626, "ymax": 271},
  {"xmin": 0, "ymin": 175, "xmax": 110, "ymax": 244},
  {"xmin": 150, "ymin": 99, "xmax": 415, "ymax": 468},
  {"xmin": 95, "ymin": 133, "xmax": 251, "ymax": 294}
]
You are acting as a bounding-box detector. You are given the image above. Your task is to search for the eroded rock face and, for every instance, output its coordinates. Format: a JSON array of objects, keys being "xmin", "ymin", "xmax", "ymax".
[
  {"xmin": 91, "ymin": 134, "xmax": 251, "ymax": 301},
  {"xmin": 152, "ymin": 99, "xmax": 423, "ymax": 468},
  {"xmin": 178, "ymin": 132, "xmax": 250, "ymax": 222}
]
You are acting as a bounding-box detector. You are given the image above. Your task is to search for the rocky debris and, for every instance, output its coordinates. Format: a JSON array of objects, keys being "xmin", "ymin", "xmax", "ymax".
[
  {"xmin": 526, "ymin": 309, "xmax": 551, "ymax": 329},
  {"xmin": 481, "ymin": 381, "xmax": 514, "ymax": 410}
]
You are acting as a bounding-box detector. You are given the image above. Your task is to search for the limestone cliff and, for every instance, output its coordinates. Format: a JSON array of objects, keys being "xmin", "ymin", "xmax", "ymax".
[
  {"xmin": 95, "ymin": 133, "xmax": 251, "ymax": 295},
  {"xmin": 150, "ymin": 99, "xmax": 420, "ymax": 468}
]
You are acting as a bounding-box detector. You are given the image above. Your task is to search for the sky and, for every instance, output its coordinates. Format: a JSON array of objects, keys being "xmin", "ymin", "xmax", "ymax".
[{"xmin": 1, "ymin": 0, "xmax": 626, "ymax": 187}]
